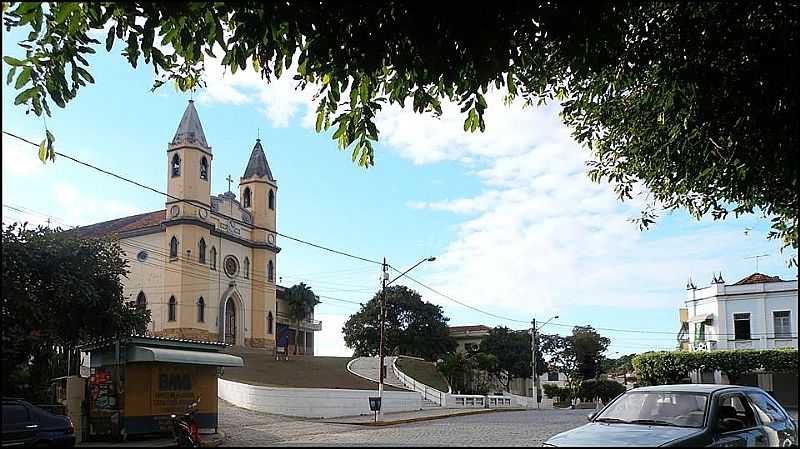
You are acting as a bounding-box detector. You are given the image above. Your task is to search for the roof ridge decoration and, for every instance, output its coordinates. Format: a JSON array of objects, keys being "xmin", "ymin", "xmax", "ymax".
[
  {"xmin": 171, "ymin": 100, "xmax": 210, "ymax": 149},
  {"xmin": 242, "ymin": 138, "xmax": 275, "ymax": 181}
]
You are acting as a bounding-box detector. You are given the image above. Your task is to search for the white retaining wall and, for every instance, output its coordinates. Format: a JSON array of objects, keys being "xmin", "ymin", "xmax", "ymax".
[{"xmin": 218, "ymin": 378, "xmax": 423, "ymax": 418}]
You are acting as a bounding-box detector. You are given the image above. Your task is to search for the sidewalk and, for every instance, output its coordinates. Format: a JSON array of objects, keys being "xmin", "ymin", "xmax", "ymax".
[
  {"xmin": 77, "ymin": 432, "xmax": 225, "ymax": 447},
  {"xmin": 320, "ymin": 407, "xmax": 505, "ymax": 426}
]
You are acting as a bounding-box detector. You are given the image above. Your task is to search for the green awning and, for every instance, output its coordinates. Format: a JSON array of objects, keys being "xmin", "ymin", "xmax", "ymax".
[{"xmin": 127, "ymin": 346, "xmax": 243, "ymax": 367}]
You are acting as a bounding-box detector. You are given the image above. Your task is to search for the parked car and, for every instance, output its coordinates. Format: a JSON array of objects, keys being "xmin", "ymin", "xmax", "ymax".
[
  {"xmin": 543, "ymin": 384, "xmax": 798, "ymax": 447},
  {"xmin": 2, "ymin": 398, "xmax": 75, "ymax": 448}
]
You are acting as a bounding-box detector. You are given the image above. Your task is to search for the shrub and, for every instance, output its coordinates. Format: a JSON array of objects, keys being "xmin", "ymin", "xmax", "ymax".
[
  {"xmin": 633, "ymin": 349, "xmax": 799, "ymax": 386},
  {"xmin": 578, "ymin": 379, "xmax": 627, "ymax": 403}
]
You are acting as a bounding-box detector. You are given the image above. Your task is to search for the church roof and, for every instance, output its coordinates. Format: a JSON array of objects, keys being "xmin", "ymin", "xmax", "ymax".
[
  {"xmin": 733, "ymin": 273, "xmax": 784, "ymax": 285},
  {"xmin": 70, "ymin": 210, "xmax": 166, "ymax": 238},
  {"xmin": 171, "ymin": 100, "xmax": 209, "ymax": 149},
  {"xmin": 242, "ymin": 139, "xmax": 275, "ymax": 181}
]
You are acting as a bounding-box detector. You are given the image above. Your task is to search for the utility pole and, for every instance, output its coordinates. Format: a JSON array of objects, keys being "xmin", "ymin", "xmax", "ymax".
[
  {"xmin": 378, "ymin": 257, "xmax": 388, "ymax": 419},
  {"xmin": 531, "ymin": 318, "xmax": 538, "ymax": 409}
]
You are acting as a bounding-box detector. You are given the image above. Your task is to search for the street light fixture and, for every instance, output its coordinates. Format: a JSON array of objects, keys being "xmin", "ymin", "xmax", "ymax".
[
  {"xmin": 377, "ymin": 256, "xmax": 436, "ymax": 420},
  {"xmin": 532, "ymin": 314, "xmax": 559, "ymax": 409}
]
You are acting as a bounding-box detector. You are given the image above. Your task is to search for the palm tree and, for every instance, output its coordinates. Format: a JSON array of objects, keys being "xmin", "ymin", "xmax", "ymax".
[{"xmin": 285, "ymin": 283, "xmax": 320, "ymax": 355}]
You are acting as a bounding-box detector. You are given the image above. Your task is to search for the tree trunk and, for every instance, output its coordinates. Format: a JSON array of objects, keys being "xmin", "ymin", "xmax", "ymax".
[{"xmin": 294, "ymin": 321, "xmax": 299, "ymax": 355}]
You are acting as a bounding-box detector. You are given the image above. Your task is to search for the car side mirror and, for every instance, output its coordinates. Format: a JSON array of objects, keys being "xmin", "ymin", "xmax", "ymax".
[{"xmin": 587, "ymin": 412, "xmax": 597, "ymax": 422}]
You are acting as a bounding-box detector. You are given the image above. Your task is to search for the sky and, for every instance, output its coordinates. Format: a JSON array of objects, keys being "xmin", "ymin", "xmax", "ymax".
[{"xmin": 2, "ymin": 28, "xmax": 797, "ymax": 359}]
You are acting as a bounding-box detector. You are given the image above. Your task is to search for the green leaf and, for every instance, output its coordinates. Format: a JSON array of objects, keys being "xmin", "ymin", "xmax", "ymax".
[
  {"xmin": 106, "ymin": 26, "xmax": 116, "ymax": 51},
  {"xmin": 3, "ymin": 56, "xmax": 25, "ymax": 66},
  {"xmin": 315, "ymin": 111, "xmax": 324, "ymax": 133},
  {"xmin": 38, "ymin": 139, "xmax": 47, "ymax": 162},
  {"xmin": 46, "ymin": 129, "xmax": 55, "ymax": 145},
  {"xmin": 14, "ymin": 66, "xmax": 31, "ymax": 89},
  {"xmin": 6, "ymin": 66, "xmax": 16, "ymax": 85},
  {"xmin": 75, "ymin": 67, "xmax": 95, "ymax": 83},
  {"xmin": 14, "ymin": 87, "xmax": 37, "ymax": 105}
]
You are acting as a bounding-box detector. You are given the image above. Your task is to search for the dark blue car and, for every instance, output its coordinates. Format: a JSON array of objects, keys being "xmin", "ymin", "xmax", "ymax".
[
  {"xmin": 544, "ymin": 384, "xmax": 798, "ymax": 447},
  {"xmin": 2, "ymin": 398, "xmax": 75, "ymax": 448}
]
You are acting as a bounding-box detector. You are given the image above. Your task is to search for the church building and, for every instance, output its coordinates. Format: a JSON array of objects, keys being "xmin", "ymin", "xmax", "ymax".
[{"xmin": 74, "ymin": 101, "xmax": 321, "ymax": 355}]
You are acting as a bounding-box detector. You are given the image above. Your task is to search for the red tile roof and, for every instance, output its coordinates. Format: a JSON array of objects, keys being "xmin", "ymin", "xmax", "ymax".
[
  {"xmin": 733, "ymin": 273, "xmax": 784, "ymax": 285},
  {"xmin": 71, "ymin": 210, "xmax": 165, "ymax": 238},
  {"xmin": 449, "ymin": 325, "xmax": 492, "ymax": 334}
]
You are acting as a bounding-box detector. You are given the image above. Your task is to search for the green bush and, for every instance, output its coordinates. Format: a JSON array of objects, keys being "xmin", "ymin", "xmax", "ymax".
[
  {"xmin": 578, "ymin": 379, "xmax": 627, "ymax": 403},
  {"xmin": 633, "ymin": 349, "xmax": 799, "ymax": 386}
]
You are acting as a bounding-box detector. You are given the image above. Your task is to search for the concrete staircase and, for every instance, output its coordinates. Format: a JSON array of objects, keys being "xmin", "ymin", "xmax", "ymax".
[{"xmin": 347, "ymin": 356, "xmax": 409, "ymax": 390}]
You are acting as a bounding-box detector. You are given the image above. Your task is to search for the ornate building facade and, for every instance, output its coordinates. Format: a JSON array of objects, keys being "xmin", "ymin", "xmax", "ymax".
[{"xmin": 75, "ymin": 101, "xmax": 321, "ymax": 354}]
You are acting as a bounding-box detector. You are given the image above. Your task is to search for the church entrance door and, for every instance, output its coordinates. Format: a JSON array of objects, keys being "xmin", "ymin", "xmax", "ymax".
[{"xmin": 224, "ymin": 298, "xmax": 236, "ymax": 345}]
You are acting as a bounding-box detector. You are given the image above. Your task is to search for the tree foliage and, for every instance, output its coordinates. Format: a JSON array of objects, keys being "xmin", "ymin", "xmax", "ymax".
[
  {"xmin": 342, "ymin": 285, "xmax": 455, "ymax": 361},
  {"xmin": 284, "ymin": 282, "xmax": 320, "ymax": 355},
  {"xmin": 571, "ymin": 326, "xmax": 611, "ymax": 380},
  {"xmin": 632, "ymin": 349, "xmax": 799, "ymax": 386},
  {"xmin": 577, "ymin": 378, "xmax": 627, "ymax": 403},
  {"xmin": 1, "ymin": 222, "xmax": 149, "ymax": 400},
  {"xmin": 3, "ymin": 2, "xmax": 797, "ymax": 255}
]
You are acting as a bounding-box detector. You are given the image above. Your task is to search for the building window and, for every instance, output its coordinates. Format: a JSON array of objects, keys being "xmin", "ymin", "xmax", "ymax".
[
  {"xmin": 267, "ymin": 311, "xmax": 273, "ymax": 335},
  {"xmin": 136, "ymin": 291, "xmax": 147, "ymax": 310},
  {"xmin": 243, "ymin": 257, "xmax": 250, "ymax": 279},
  {"xmin": 733, "ymin": 313, "xmax": 751, "ymax": 340},
  {"xmin": 197, "ymin": 297, "xmax": 205, "ymax": 322},
  {"xmin": 694, "ymin": 322, "xmax": 705, "ymax": 342},
  {"xmin": 200, "ymin": 156, "xmax": 208, "ymax": 180},
  {"xmin": 243, "ymin": 187, "xmax": 251, "ymax": 208},
  {"xmin": 267, "ymin": 260, "xmax": 274, "ymax": 282},
  {"xmin": 171, "ymin": 153, "xmax": 181, "ymax": 177},
  {"xmin": 168, "ymin": 296, "xmax": 177, "ymax": 321},
  {"xmin": 169, "ymin": 236, "xmax": 178, "ymax": 259},
  {"xmin": 210, "ymin": 247, "xmax": 217, "ymax": 270},
  {"xmin": 224, "ymin": 255, "xmax": 239, "ymax": 278},
  {"xmin": 136, "ymin": 250, "xmax": 148, "ymax": 262},
  {"xmin": 547, "ymin": 372, "xmax": 559, "ymax": 382},
  {"xmin": 198, "ymin": 238, "xmax": 206, "ymax": 264},
  {"xmin": 268, "ymin": 189, "xmax": 275, "ymax": 210},
  {"xmin": 773, "ymin": 311, "xmax": 791, "ymax": 338}
]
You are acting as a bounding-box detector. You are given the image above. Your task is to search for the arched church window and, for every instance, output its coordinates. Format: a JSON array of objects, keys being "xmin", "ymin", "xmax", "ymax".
[
  {"xmin": 200, "ymin": 156, "xmax": 208, "ymax": 181},
  {"xmin": 197, "ymin": 297, "xmax": 205, "ymax": 322},
  {"xmin": 267, "ymin": 260, "xmax": 274, "ymax": 283},
  {"xmin": 168, "ymin": 296, "xmax": 177, "ymax": 321},
  {"xmin": 169, "ymin": 236, "xmax": 178, "ymax": 259},
  {"xmin": 267, "ymin": 311, "xmax": 273, "ymax": 335},
  {"xmin": 171, "ymin": 153, "xmax": 181, "ymax": 177},
  {"xmin": 268, "ymin": 189, "xmax": 275, "ymax": 210},
  {"xmin": 210, "ymin": 247, "xmax": 217, "ymax": 270},
  {"xmin": 243, "ymin": 257, "xmax": 250, "ymax": 279},
  {"xmin": 136, "ymin": 291, "xmax": 147, "ymax": 310},
  {"xmin": 198, "ymin": 238, "xmax": 206, "ymax": 264},
  {"xmin": 243, "ymin": 187, "xmax": 252, "ymax": 208}
]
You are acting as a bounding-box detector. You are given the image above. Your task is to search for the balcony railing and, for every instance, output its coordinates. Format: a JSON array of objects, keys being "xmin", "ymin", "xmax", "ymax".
[{"xmin": 276, "ymin": 313, "xmax": 322, "ymax": 331}]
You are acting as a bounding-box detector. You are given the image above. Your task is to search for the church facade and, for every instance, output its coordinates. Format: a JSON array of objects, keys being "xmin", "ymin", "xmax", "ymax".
[{"xmin": 75, "ymin": 101, "xmax": 320, "ymax": 354}]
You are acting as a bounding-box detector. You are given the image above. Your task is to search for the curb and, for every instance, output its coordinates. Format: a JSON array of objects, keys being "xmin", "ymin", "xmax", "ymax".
[{"xmin": 333, "ymin": 408, "xmax": 496, "ymax": 427}]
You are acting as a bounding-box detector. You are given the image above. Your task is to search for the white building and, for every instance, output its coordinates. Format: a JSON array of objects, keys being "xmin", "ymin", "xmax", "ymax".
[{"xmin": 678, "ymin": 272, "xmax": 798, "ymax": 407}]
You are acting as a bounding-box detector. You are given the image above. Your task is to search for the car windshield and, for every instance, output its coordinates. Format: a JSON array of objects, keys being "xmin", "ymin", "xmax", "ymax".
[{"xmin": 595, "ymin": 391, "xmax": 708, "ymax": 428}]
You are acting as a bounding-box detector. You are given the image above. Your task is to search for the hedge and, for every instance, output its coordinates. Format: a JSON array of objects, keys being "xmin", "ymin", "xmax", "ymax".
[
  {"xmin": 633, "ymin": 349, "xmax": 798, "ymax": 386},
  {"xmin": 578, "ymin": 378, "xmax": 627, "ymax": 403}
]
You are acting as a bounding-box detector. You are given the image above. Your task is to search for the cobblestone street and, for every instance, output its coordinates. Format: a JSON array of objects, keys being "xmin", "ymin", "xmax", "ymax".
[{"xmin": 219, "ymin": 400, "xmax": 588, "ymax": 446}]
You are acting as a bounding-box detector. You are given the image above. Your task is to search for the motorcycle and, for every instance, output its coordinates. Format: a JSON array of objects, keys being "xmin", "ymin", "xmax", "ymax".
[{"xmin": 171, "ymin": 398, "xmax": 201, "ymax": 448}]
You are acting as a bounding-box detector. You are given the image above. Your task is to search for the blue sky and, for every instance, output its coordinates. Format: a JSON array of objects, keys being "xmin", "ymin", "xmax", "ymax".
[{"xmin": 2, "ymin": 28, "xmax": 796, "ymax": 358}]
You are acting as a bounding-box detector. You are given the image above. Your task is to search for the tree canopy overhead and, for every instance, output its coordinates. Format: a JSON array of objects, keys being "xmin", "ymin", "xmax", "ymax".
[{"xmin": 3, "ymin": 2, "xmax": 797, "ymax": 255}]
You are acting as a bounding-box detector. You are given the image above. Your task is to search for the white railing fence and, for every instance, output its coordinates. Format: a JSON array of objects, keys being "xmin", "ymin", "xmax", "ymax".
[
  {"xmin": 391, "ymin": 357, "xmax": 447, "ymax": 406},
  {"xmin": 447, "ymin": 394, "xmax": 513, "ymax": 408}
]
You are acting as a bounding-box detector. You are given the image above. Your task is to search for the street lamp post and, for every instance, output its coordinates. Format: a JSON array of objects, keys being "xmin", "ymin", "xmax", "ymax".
[
  {"xmin": 377, "ymin": 256, "xmax": 436, "ymax": 420},
  {"xmin": 532, "ymin": 315, "xmax": 558, "ymax": 409}
]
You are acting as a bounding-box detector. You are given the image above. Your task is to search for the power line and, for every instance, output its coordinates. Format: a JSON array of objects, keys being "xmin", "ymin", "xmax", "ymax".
[{"xmin": 2, "ymin": 130, "xmax": 382, "ymax": 266}]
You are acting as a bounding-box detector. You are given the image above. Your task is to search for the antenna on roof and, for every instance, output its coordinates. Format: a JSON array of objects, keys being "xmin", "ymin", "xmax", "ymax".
[{"xmin": 744, "ymin": 254, "xmax": 769, "ymax": 273}]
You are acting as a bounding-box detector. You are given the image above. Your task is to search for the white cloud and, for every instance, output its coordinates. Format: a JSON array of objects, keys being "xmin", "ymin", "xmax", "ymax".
[
  {"xmin": 2, "ymin": 135, "xmax": 44, "ymax": 177},
  {"xmin": 52, "ymin": 183, "xmax": 140, "ymax": 227},
  {"xmin": 199, "ymin": 53, "xmax": 317, "ymax": 128},
  {"xmin": 314, "ymin": 313, "xmax": 352, "ymax": 357},
  {"xmin": 376, "ymin": 91, "xmax": 764, "ymax": 319}
]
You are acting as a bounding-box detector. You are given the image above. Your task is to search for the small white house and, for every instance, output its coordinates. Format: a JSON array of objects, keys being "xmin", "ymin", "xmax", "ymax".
[{"xmin": 679, "ymin": 272, "xmax": 798, "ymax": 408}]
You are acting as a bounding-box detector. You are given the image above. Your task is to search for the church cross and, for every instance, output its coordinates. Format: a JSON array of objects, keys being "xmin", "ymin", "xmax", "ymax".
[{"xmin": 226, "ymin": 174, "xmax": 233, "ymax": 192}]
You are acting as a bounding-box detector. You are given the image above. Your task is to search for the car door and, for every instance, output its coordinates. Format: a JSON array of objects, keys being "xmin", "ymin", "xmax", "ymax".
[
  {"xmin": 1, "ymin": 402, "xmax": 38, "ymax": 447},
  {"xmin": 711, "ymin": 392, "xmax": 769, "ymax": 447},
  {"xmin": 745, "ymin": 390, "xmax": 797, "ymax": 447}
]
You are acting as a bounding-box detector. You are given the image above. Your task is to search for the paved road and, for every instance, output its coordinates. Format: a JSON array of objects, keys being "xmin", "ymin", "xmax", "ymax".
[{"xmin": 219, "ymin": 400, "xmax": 588, "ymax": 446}]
